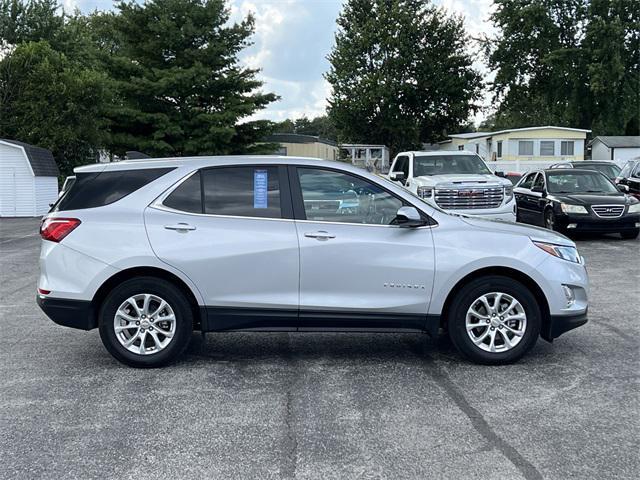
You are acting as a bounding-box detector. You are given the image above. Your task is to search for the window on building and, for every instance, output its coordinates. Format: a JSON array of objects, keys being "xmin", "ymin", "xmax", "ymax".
[
  {"xmin": 518, "ymin": 141, "xmax": 534, "ymax": 156},
  {"xmin": 561, "ymin": 141, "xmax": 574, "ymax": 156},
  {"xmin": 458, "ymin": 145, "xmax": 464, "ymax": 151},
  {"xmin": 540, "ymin": 141, "xmax": 555, "ymax": 156},
  {"xmin": 201, "ymin": 166, "xmax": 282, "ymax": 219},
  {"xmin": 497, "ymin": 141, "xmax": 503, "ymax": 158},
  {"xmin": 475, "ymin": 144, "xmax": 480, "ymax": 154}
]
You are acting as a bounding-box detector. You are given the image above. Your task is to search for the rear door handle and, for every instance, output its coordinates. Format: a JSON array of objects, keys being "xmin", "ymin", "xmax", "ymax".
[
  {"xmin": 164, "ymin": 223, "xmax": 196, "ymax": 232},
  {"xmin": 304, "ymin": 231, "xmax": 335, "ymax": 240}
]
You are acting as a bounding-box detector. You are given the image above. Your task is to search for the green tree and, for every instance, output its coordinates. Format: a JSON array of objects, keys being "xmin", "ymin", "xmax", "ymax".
[
  {"xmin": 0, "ymin": 41, "xmax": 111, "ymax": 176},
  {"xmin": 583, "ymin": 0, "xmax": 640, "ymax": 135},
  {"xmin": 326, "ymin": 0, "xmax": 482, "ymax": 153},
  {"xmin": 486, "ymin": 0, "xmax": 639, "ymax": 135},
  {"xmin": 274, "ymin": 115, "xmax": 338, "ymax": 140},
  {"xmin": 96, "ymin": 0, "xmax": 278, "ymax": 157},
  {"xmin": 0, "ymin": 0, "xmax": 63, "ymax": 46}
]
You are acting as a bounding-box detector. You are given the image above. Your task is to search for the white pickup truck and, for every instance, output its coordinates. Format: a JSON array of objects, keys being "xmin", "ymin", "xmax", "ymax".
[{"xmin": 387, "ymin": 150, "xmax": 516, "ymax": 221}]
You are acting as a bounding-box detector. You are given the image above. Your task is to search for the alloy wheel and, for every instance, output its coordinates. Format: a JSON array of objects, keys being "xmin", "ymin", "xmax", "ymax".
[
  {"xmin": 465, "ymin": 292, "xmax": 527, "ymax": 353},
  {"xmin": 113, "ymin": 293, "xmax": 176, "ymax": 355}
]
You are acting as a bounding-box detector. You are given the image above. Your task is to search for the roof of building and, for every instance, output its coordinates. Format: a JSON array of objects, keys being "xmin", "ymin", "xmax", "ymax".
[
  {"xmin": 590, "ymin": 136, "xmax": 640, "ymax": 148},
  {"xmin": 265, "ymin": 133, "xmax": 338, "ymax": 147},
  {"xmin": 340, "ymin": 143, "xmax": 388, "ymax": 149},
  {"xmin": 0, "ymin": 139, "xmax": 59, "ymax": 177},
  {"xmin": 449, "ymin": 126, "xmax": 591, "ymax": 140}
]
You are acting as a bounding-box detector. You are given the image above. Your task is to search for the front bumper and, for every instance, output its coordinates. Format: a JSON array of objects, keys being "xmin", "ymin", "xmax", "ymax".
[
  {"xmin": 545, "ymin": 311, "xmax": 588, "ymax": 340},
  {"xmin": 556, "ymin": 212, "xmax": 640, "ymax": 233},
  {"xmin": 446, "ymin": 201, "xmax": 517, "ymax": 222},
  {"xmin": 37, "ymin": 295, "xmax": 96, "ymax": 330}
]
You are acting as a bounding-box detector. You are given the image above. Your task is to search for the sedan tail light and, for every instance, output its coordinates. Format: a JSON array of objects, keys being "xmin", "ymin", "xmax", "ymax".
[{"xmin": 40, "ymin": 218, "xmax": 81, "ymax": 242}]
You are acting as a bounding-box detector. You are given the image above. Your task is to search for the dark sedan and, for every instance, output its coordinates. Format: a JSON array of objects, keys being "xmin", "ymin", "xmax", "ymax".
[
  {"xmin": 614, "ymin": 159, "xmax": 640, "ymax": 200},
  {"xmin": 549, "ymin": 160, "xmax": 621, "ymax": 180},
  {"xmin": 514, "ymin": 169, "xmax": 640, "ymax": 239}
]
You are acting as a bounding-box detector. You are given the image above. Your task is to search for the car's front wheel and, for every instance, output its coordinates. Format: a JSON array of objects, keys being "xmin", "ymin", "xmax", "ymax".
[
  {"xmin": 447, "ymin": 276, "xmax": 541, "ymax": 365},
  {"xmin": 98, "ymin": 277, "xmax": 193, "ymax": 368}
]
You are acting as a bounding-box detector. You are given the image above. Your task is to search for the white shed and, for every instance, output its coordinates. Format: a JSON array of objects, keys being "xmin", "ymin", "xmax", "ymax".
[
  {"xmin": 590, "ymin": 136, "xmax": 640, "ymax": 162},
  {"xmin": 0, "ymin": 139, "xmax": 59, "ymax": 217}
]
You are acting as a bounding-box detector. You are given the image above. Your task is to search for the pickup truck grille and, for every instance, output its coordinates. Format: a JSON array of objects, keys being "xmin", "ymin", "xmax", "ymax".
[
  {"xmin": 592, "ymin": 205, "xmax": 624, "ymax": 218},
  {"xmin": 435, "ymin": 187, "xmax": 504, "ymax": 210}
]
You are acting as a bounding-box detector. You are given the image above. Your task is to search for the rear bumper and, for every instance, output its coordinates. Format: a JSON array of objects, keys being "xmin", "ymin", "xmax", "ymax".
[
  {"xmin": 37, "ymin": 296, "xmax": 96, "ymax": 330},
  {"xmin": 543, "ymin": 311, "xmax": 588, "ymax": 341}
]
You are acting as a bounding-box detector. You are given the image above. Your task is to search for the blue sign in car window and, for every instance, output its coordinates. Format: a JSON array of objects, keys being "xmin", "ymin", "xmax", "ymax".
[{"xmin": 254, "ymin": 169, "xmax": 268, "ymax": 208}]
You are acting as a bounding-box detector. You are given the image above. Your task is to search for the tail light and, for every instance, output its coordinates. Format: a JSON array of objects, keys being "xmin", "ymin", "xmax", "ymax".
[{"xmin": 40, "ymin": 218, "xmax": 81, "ymax": 242}]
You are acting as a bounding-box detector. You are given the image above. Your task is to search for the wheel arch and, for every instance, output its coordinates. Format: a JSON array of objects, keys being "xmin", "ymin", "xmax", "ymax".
[
  {"xmin": 90, "ymin": 266, "xmax": 205, "ymax": 330},
  {"xmin": 439, "ymin": 266, "xmax": 551, "ymax": 340}
]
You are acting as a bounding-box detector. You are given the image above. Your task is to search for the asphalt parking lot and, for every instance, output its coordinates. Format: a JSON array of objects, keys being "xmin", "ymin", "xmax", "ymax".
[{"xmin": 0, "ymin": 217, "xmax": 638, "ymax": 480}]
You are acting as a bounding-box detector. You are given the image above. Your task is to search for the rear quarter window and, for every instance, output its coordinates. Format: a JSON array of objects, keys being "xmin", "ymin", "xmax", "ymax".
[{"xmin": 52, "ymin": 168, "xmax": 174, "ymax": 212}]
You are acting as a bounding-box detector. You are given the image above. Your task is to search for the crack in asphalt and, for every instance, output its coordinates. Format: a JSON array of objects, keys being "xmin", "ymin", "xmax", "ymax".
[
  {"xmin": 408, "ymin": 340, "xmax": 544, "ymax": 480},
  {"xmin": 280, "ymin": 334, "xmax": 299, "ymax": 480}
]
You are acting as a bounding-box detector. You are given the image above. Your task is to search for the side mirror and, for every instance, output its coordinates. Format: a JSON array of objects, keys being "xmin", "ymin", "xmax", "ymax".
[
  {"xmin": 395, "ymin": 206, "xmax": 426, "ymax": 228},
  {"xmin": 532, "ymin": 185, "xmax": 545, "ymax": 194},
  {"xmin": 618, "ymin": 184, "xmax": 630, "ymax": 193},
  {"xmin": 390, "ymin": 171, "xmax": 406, "ymax": 182},
  {"xmin": 494, "ymin": 171, "xmax": 505, "ymax": 178}
]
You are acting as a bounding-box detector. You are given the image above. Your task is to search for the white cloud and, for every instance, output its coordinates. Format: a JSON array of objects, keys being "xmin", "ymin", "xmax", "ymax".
[{"xmin": 71, "ymin": 0, "xmax": 494, "ymax": 125}]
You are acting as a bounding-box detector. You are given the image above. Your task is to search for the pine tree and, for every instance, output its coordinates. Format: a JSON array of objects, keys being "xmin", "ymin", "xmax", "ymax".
[{"xmin": 98, "ymin": 0, "xmax": 278, "ymax": 157}]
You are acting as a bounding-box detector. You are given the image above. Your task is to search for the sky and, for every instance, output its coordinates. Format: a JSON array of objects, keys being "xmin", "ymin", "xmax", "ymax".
[{"xmin": 65, "ymin": 0, "xmax": 495, "ymax": 124}]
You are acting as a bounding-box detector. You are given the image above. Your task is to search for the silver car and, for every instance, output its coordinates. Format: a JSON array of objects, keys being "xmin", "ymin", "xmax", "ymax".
[{"xmin": 38, "ymin": 156, "xmax": 589, "ymax": 367}]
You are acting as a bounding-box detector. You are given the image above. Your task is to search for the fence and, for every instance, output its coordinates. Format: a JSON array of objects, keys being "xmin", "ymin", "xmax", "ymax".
[{"xmin": 485, "ymin": 160, "xmax": 560, "ymax": 175}]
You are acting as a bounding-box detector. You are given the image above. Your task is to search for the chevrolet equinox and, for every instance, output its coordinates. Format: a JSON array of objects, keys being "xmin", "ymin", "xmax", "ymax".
[{"xmin": 38, "ymin": 156, "xmax": 589, "ymax": 367}]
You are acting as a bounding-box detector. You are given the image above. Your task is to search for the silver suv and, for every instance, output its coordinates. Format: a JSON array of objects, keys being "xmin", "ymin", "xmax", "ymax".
[{"xmin": 38, "ymin": 156, "xmax": 588, "ymax": 367}]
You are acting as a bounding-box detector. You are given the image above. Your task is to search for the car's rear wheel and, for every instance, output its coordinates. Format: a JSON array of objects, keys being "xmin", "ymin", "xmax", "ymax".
[
  {"xmin": 98, "ymin": 277, "xmax": 193, "ymax": 368},
  {"xmin": 620, "ymin": 229, "xmax": 639, "ymax": 240},
  {"xmin": 447, "ymin": 276, "xmax": 541, "ymax": 365}
]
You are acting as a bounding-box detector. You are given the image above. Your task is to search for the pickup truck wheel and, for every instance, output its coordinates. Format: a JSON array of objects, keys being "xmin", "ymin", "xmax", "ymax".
[
  {"xmin": 447, "ymin": 276, "xmax": 541, "ymax": 365},
  {"xmin": 98, "ymin": 277, "xmax": 193, "ymax": 368}
]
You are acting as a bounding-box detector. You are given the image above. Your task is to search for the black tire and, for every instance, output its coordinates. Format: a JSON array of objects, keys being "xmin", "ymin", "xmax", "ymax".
[
  {"xmin": 447, "ymin": 276, "xmax": 541, "ymax": 365},
  {"xmin": 620, "ymin": 229, "xmax": 639, "ymax": 240},
  {"xmin": 515, "ymin": 206, "xmax": 523, "ymax": 223},
  {"xmin": 544, "ymin": 208, "xmax": 556, "ymax": 230},
  {"xmin": 98, "ymin": 277, "xmax": 193, "ymax": 368}
]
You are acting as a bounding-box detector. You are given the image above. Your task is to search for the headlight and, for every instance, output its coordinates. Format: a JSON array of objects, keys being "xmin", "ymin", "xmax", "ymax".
[
  {"xmin": 629, "ymin": 203, "xmax": 640, "ymax": 214},
  {"xmin": 560, "ymin": 203, "xmax": 588, "ymax": 214},
  {"xmin": 417, "ymin": 186, "xmax": 433, "ymax": 199},
  {"xmin": 533, "ymin": 241, "xmax": 582, "ymax": 264},
  {"xmin": 504, "ymin": 185, "xmax": 513, "ymax": 202}
]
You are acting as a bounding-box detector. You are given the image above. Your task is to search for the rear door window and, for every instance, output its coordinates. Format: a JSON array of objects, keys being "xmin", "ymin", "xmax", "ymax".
[
  {"xmin": 163, "ymin": 171, "xmax": 203, "ymax": 213},
  {"xmin": 201, "ymin": 166, "xmax": 282, "ymax": 219},
  {"xmin": 52, "ymin": 168, "xmax": 174, "ymax": 212}
]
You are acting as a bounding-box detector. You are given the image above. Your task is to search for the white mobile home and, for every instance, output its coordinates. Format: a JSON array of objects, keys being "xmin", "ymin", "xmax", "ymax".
[{"xmin": 0, "ymin": 139, "xmax": 59, "ymax": 217}]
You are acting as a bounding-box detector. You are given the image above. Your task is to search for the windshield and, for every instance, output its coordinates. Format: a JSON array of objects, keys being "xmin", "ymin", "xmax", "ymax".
[
  {"xmin": 579, "ymin": 163, "xmax": 621, "ymax": 179},
  {"xmin": 413, "ymin": 154, "xmax": 491, "ymax": 176},
  {"xmin": 547, "ymin": 171, "xmax": 619, "ymax": 194}
]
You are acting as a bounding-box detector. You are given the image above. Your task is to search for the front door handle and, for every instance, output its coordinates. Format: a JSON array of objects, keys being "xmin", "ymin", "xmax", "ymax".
[
  {"xmin": 304, "ymin": 231, "xmax": 335, "ymax": 240},
  {"xmin": 164, "ymin": 223, "xmax": 196, "ymax": 232}
]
